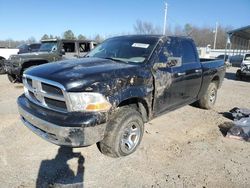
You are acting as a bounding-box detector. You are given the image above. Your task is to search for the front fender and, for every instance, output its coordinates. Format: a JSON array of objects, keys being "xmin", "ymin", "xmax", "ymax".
[{"xmin": 108, "ymin": 86, "xmax": 153, "ymax": 110}]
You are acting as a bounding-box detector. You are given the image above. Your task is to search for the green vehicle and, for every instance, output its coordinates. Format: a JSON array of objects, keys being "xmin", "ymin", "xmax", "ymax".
[{"xmin": 4, "ymin": 39, "xmax": 97, "ymax": 82}]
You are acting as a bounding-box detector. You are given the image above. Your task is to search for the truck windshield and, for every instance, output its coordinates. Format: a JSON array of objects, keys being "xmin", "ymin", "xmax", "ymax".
[
  {"xmin": 87, "ymin": 37, "xmax": 158, "ymax": 63},
  {"xmin": 244, "ymin": 54, "xmax": 250, "ymax": 61},
  {"xmin": 39, "ymin": 42, "xmax": 57, "ymax": 52}
]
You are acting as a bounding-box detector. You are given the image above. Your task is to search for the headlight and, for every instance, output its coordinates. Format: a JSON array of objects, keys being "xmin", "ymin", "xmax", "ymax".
[{"xmin": 67, "ymin": 92, "xmax": 111, "ymax": 112}]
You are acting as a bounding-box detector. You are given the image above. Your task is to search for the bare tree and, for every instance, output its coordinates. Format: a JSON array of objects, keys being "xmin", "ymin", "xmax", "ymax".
[
  {"xmin": 94, "ymin": 34, "xmax": 104, "ymax": 43},
  {"xmin": 133, "ymin": 20, "xmax": 161, "ymax": 35},
  {"xmin": 171, "ymin": 23, "xmax": 231, "ymax": 48}
]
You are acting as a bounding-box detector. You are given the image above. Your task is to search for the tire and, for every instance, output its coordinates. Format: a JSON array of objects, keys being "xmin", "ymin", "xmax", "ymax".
[
  {"xmin": 0, "ymin": 67, "xmax": 5, "ymax": 74},
  {"xmin": 0, "ymin": 60, "xmax": 5, "ymax": 74},
  {"xmin": 236, "ymin": 70, "xmax": 242, "ymax": 80},
  {"xmin": 7, "ymin": 74, "xmax": 17, "ymax": 83},
  {"xmin": 198, "ymin": 82, "xmax": 218, "ymax": 109},
  {"xmin": 98, "ymin": 107, "xmax": 144, "ymax": 158}
]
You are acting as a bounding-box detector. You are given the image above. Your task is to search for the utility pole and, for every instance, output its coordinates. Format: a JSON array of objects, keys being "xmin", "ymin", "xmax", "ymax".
[
  {"xmin": 213, "ymin": 22, "xmax": 218, "ymax": 49},
  {"xmin": 163, "ymin": 2, "xmax": 168, "ymax": 35}
]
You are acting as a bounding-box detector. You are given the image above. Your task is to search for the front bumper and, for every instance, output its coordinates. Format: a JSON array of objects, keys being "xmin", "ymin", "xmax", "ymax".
[
  {"xmin": 238, "ymin": 69, "xmax": 250, "ymax": 77},
  {"xmin": 17, "ymin": 95, "xmax": 107, "ymax": 147},
  {"xmin": 4, "ymin": 60, "xmax": 21, "ymax": 76}
]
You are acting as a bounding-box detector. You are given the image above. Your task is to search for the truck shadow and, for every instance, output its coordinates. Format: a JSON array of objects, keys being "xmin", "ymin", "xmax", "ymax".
[
  {"xmin": 36, "ymin": 146, "xmax": 85, "ymax": 188},
  {"xmin": 224, "ymin": 72, "xmax": 237, "ymax": 80},
  {"xmin": 225, "ymin": 72, "xmax": 250, "ymax": 82}
]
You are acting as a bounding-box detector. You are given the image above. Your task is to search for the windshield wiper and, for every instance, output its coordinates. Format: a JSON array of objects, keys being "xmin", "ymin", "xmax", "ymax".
[{"xmin": 103, "ymin": 57, "xmax": 128, "ymax": 63}]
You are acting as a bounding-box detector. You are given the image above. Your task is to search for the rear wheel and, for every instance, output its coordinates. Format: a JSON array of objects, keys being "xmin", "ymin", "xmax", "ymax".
[
  {"xmin": 98, "ymin": 107, "xmax": 144, "ymax": 158},
  {"xmin": 236, "ymin": 69, "xmax": 242, "ymax": 80},
  {"xmin": 198, "ymin": 82, "xmax": 218, "ymax": 109}
]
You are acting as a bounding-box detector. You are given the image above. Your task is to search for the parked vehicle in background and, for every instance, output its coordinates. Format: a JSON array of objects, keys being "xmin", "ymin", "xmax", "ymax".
[
  {"xmin": 4, "ymin": 39, "xmax": 97, "ymax": 82},
  {"xmin": 17, "ymin": 43, "xmax": 41, "ymax": 54},
  {"xmin": 0, "ymin": 48, "xmax": 19, "ymax": 74},
  {"xmin": 216, "ymin": 54, "xmax": 231, "ymax": 67},
  {"xmin": 236, "ymin": 53, "xmax": 250, "ymax": 80},
  {"xmin": 17, "ymin": 35, "xmax": 226, "ymax": 158},
  {"xmin": 0, "ymin": 47, "xmax": 19, "ymax": 60},
  {"xmin": 217, "ymin": 54, "xmax": 229, "ymax": 61},
  {"xmin": 230, "ymin": 54, "xmax": 244, "ymax": 67}
]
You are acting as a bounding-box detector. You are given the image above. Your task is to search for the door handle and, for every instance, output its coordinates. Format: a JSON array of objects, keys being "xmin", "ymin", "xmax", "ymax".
[
  {"xmin": 195, "ymin": 69, "xmax": 202, "ymax": 73},
  {"xmin": 177, "ymin": 72, "xmax": 186, "ymax": 76}
]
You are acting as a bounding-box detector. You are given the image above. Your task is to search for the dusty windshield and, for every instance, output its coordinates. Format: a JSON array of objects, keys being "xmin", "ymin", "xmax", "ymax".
[
  {"xmin": 39, "ymin": 42, "xmax": 57, "ymax": 52},
  {"xmin": 244, "ymin": 54, "xmax": 250, "ymax": 61},
  {"xmin": 87, "ymin": 37, "xmax": 158, "ymax": 63}
]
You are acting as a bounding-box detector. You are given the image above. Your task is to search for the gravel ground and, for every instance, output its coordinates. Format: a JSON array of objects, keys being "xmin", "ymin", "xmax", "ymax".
[{"xmin": 0, "ymin": 67, "xmax": 250, "ymax": 188}]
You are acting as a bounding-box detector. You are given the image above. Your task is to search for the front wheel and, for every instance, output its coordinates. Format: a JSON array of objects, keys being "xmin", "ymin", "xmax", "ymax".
[
  {"xmin": 98, "ymin": 107, "xmax": 144, "ymax": 158},
  {"xmin": 198, "ymin": 82, "xmax": 218, "ymax": 109},
  {"xmin": 0, "ymin": 61, "xmax": 5, "ymax": 74}
]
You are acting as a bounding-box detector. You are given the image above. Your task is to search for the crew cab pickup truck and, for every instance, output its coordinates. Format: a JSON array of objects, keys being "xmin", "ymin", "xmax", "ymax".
[
  {"xmin": 17, "ymin": 35, "xmax": 226, "ymax": 158},
  {"xmin": 236, "ymin": 53, "xmax": 250, "ymax": 80},
  {"xmin": 4, "ymin": 39, "xmax": 97, "ymax": 82}
]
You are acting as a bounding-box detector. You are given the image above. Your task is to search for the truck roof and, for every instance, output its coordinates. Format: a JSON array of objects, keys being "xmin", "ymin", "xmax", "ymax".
[
  {"xmin": 109, "ymin": 35, "xmax": 192, "ymax": 41},
  {"xmin": 40, "ymin": 39, "xmax": 97, "ymax": 43}
]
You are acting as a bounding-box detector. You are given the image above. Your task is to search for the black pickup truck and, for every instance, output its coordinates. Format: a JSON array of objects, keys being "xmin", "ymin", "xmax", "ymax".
[{"xmin": 17, "ymin": 35, "xmax": 226, "ymax": 158}]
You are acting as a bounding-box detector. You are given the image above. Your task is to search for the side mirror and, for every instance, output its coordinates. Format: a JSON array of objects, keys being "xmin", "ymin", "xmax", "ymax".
[
  {"xmin": 153, "ymin": 57, "xmax": 182, "ymax": 70},
  {"xmin": 60, "ymin": 48, "xmax": 65, "ymax": 55},
  {"xmin": 166, "ymin": 57, "xmax": 182, "ymax": 68}
]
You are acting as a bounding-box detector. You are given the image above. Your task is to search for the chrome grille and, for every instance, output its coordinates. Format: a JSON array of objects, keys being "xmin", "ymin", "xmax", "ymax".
[{"xmin": 23, "ymin": 75, "xmax": 68, "ymax": 112}]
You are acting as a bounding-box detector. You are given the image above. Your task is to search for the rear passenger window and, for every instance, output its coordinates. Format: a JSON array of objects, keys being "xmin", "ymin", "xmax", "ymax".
[
  {"xmin": 63, "ymin": 42, "xmax": 75, "ymax": 53},
  {"xmin": 181, "ymin": 40, "xmax": 196, "ymax": 64},
  {"xmin": 158, "ymin": 38, "xmax": 182, "ymax": 63}
]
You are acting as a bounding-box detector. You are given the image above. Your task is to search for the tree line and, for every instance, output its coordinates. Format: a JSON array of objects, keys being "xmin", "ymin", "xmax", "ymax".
[
  {"xmin": 133, "ymin": 20, "xmax": 232, "ymax": 49},
  {"xmin": 0, "ymin": 30, "xmax": 103, "ymax": 48},
  {"xmin": 0, "ymin": 23, "xmax": 232, "ymax": 49}
]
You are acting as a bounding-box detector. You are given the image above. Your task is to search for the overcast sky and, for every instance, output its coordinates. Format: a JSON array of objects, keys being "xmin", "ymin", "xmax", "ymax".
[{"xmin": 0, "ymin": 0, "xmax": 249, "ymax": 40}]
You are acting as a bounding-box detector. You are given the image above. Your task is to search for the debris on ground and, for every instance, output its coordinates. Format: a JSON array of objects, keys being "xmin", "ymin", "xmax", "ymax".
[{"xmin": 223, "ymin": 107, "xmax": 250, "ymax": 141}]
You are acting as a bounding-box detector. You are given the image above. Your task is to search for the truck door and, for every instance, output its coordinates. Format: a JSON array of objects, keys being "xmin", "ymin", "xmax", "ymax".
[
  {"xmin": 153, "ymin": 38, "xmax": 187, "ymax": 115},
  {"xmin": 179, "ymin": 39, "xmax": 202, "ymax": 102}
]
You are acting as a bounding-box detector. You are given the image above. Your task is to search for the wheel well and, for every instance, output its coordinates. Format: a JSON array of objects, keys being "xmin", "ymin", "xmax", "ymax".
[
  {"xmin": 211, "ymin": 76, "xmax": 219, "ymax": 88},
  {"xmin": 118, "ymin": 98, "xmax": 149, "ymax": 122},
  {"xmin": 0, "ymin": 56, "xmax": 6, "ymax": 60}
]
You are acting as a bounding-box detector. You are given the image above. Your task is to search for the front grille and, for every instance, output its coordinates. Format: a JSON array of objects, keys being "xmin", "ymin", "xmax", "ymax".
[
  {"xmin": 42, "ymin": 83, "xmax": 63, "ymax": 96},
  {"xmin": 23, "ymin": 75, "xmax": 67, "ymax": 112},
  {"xmin": 44, "ymin": 97, "xmax": 67, "ymax": 109}
]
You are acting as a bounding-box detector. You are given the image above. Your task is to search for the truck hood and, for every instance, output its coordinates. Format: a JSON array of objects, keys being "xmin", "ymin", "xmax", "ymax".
[
  {"xmin": 10, "ymin": 51, "xmax": 51, "ymax": 60},
  {"xmin": 25, "ymin": 57, "xmax": 148, "ymax": 92}
]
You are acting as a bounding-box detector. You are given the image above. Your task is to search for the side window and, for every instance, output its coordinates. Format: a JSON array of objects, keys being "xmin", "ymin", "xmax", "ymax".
[
  {"xmin": 63, "ymin": 42, "xmax": 75, "ymax": 53},
  {"xmin": 158, "ymin": 38, "xmax": 182, "ymax": 63},
  {"xmin": 79, "ymin": 42, "xmax": 90, "ymax": 52},
  {"xmin": 30, "ymin": 44, "xmax": 40, "ymax": 51},
  {"xmin": 181, "ymin": 40, "xmax": 197, "ymax": 64}
]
